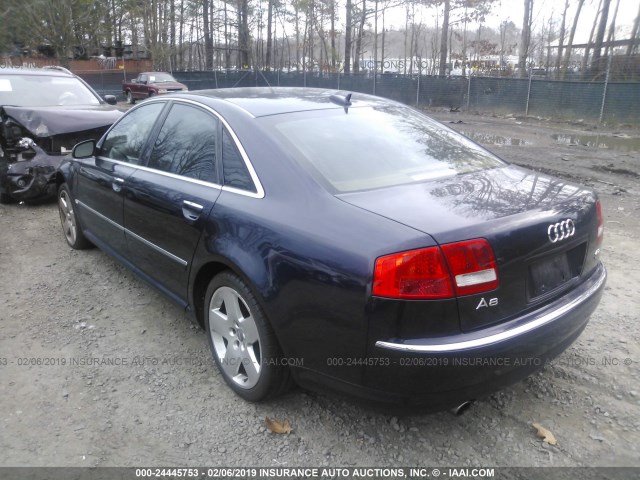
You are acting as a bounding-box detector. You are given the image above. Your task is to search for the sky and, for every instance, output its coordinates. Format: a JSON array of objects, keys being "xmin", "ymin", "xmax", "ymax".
[{"xmin": 382, "ymin": 0, "xmax": 639, "ymax": 44}]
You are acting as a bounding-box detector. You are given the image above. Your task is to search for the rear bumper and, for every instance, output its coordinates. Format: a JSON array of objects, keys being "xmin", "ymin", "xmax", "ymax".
[
  {"xmin": 362, "ymin": 262, "xmax": 606, "ymax": 406},
  {"xmin": 295, "ymin": 262, "xmax": 606, "ymax": 409},
  {"xmin": 376, "ymin": 262, "xmax": 606, "ymax": 354}
]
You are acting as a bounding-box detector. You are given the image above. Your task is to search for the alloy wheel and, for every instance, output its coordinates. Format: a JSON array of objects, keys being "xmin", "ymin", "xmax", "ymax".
[
  {"xmin": 59, "ymin": 189, "xmax": 77, "ymax": 245},
  {"xmin": 208, "ymin": 286, "xmax": 262, "ymax": 389}
]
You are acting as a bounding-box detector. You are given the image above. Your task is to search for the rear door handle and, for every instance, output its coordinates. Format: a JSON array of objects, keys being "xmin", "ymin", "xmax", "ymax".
[
  {"xmin": 183, "ymin": 200, "xmax": 203, "ymax": 212},
  {"xmin": 182, "ymin": 200, "xmax": 204, "ymax": 221},
  {"xmin": 112, "ymin": 177, "xmax": 125, "ymax": 192}
]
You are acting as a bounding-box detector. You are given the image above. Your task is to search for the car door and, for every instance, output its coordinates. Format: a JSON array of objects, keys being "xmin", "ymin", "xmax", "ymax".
[
  {"xmin": 123, "ymin": 101, "xmax": 222, "ymax": 303},
  {"xmin": 135, "ymin": 74, "xmax": 148, "ymax": 98},
  {"xmin": 74, "ymin": 101, "xmax": 166, "ymax": 257}
]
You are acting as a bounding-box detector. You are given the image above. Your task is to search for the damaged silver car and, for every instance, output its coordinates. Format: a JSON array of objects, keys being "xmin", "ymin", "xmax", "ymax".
[{"xmin": 0, "ymin": 67, "xmax": 123, "ymax": 203}]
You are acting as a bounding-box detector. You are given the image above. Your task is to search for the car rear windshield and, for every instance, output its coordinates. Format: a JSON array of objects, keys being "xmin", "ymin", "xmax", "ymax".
[
  {"xmin": 263, "ymin": 105, "xmax": 505, "ymax": 193},
  {"xmin": 0, "ymin": 74, "xmax": 100, "ymax": 107}
]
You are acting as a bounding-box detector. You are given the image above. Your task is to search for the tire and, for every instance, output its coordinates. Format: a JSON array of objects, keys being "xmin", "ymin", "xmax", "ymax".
[
  {"xmin": 204, "ymin": 271, "xmax": 290, "ymax": 401},
  {"xmin": 126, "ymin": 91, "xmax": 136, "ymax": 104},
  {"xmin": 148, "ymin": 91, "xmax": 155, "ymax": 97},
  {"xmin": 58, "ymin": 183, "xmax": 92, "ymax": 250}
]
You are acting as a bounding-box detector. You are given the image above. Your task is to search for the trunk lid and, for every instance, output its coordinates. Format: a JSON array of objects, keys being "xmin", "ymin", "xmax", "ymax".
[{"xmin": 338, "ymin": 165, "xmax": 601, "ymax": 332}]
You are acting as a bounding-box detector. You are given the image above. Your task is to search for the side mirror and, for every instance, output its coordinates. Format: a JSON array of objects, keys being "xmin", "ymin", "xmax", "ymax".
[
  {"xmin": 72, "ymin": 139, "xmax": 96, "ymax": 159},
  {"xmin": 103, "ymin": 95, "xmax": 117, "ymax": 105}
]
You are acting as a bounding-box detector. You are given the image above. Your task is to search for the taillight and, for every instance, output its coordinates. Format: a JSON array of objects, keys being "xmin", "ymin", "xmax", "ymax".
[
  {"xmin": 373, "ymin": 247, "xmax": 454, "ymax": 299},
  {"xmin": 372, "ymin": 239, "xmax": 499, "ymax": 300},
  {"xmin": 595, "ymin": 199, "xmax": 604, "ymax": 246},
  {"xmin": 441, "ymin": 239, "xmax": 499, "ymax": 296}
]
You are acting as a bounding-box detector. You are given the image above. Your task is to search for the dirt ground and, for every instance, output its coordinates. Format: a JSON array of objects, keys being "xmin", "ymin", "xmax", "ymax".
[{"xmin": 0, "ymin": 111, "xmax": 639, "ymax": 468}]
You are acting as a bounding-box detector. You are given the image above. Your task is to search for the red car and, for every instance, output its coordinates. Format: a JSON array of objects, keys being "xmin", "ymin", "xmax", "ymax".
[{"xmin": 123, "ymin": 72, "xmax": 188, "ymax": 104}]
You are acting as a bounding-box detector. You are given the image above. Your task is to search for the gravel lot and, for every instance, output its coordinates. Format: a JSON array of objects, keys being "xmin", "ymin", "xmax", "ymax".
[{"xmin": 1, "ymin": 112, "xmax": 639, "ymax": 468}]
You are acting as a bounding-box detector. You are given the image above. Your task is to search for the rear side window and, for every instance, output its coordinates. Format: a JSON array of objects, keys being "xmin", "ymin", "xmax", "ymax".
[
  {"xmin": 222, "ymin": 129, "xmax": 256, "ymax": 192},
  {"xmin": 99, "ymin": 102, "xmax": 165, "ymax": 164},
  {"xmin": 264, "ymin": 106, "xmax": 505, "ymax": 193},
  {"xmin": 147, "ymin": 103, "xmax": 218, "ymax": 182}
]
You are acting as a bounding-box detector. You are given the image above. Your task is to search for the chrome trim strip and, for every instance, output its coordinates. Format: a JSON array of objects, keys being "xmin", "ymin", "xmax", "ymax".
[
  {"xmin": 375, "ymin": 266, "xmax": 606, "ymax": 353},
  {"xmin": 76, "ymin": 200, "xmax": 124, "ymax": 232},
  {"xmin": 222, "ymin": 185, "xmax": 260, "ymax": 196},
  {"xmin": 126, "ymin": 229, "xmax": 188, "ymax": 267},
  {"xmin": 76, "ymin": 200, "xmax": 188, "ymax": 268},
  {"xmin": 96, "ymin": 156, "xmax": 224, "ymax": 191}
]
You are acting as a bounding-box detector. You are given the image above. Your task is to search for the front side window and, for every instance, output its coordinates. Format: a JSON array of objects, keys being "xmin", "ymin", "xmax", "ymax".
[
  {"xmin": 147, "ymin": 103, "xmax": 218, "ymax": 182},
  {"xmin": 99, "ymin": 102, "xmax": 165, "ymax": 164}
]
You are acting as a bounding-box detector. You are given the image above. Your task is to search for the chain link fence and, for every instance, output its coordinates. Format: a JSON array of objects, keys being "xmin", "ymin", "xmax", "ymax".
[
  {"xmin": 75, "ymin": 69, "xmax": 127, "ymax": 97},
  {"xmin": 80, "ymin": 69, "xmax": 640, "ymax": 124}
]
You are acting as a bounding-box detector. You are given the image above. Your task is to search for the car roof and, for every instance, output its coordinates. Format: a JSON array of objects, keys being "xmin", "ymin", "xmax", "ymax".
[
  {"xmin": 0, "ymin": 67, "xmax": 74, "ymax": 77},
  {"xmin": 181, "ymin": 87, "xmax": 392, "ymax": 118}
]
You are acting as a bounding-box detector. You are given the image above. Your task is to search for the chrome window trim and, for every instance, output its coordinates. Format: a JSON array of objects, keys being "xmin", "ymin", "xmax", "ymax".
[
  {"xmin": 375, "ymin": 265, "xmax": 606, "ymax": 353},
  {"xmin": 95, "ymin": 156, "xmax": 224, "ymax": 192},
  {"xmin": 98, "ymin": 98, "xmax": 265, "ymax": 198},
  {"xmin": 76, "ymin": 200, "xmax": 188, "ymax": 268},
  {"xmin": 222, "ymin": 185, "xmax": 259, "ymax": 196},
  {"xmin": 98, "ymin": 97, "xmax": 264, "ymax": 198}
]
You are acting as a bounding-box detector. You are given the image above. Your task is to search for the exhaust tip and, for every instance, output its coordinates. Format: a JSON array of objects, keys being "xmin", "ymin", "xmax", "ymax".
[{"xmin": 450, "ymin": 400, "xmax": 474, "ymax": 416}]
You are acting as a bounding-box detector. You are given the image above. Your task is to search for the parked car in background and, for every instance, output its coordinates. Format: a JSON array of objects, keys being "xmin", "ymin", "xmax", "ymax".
[
  {"xmin": 56, "ymin": 88, "xmax": 606, "ymax": 409},
  {"xmin": 0, "ymin": 67, "xmax": 122, "ymax": 203},
  {"xmin": 123, "ymin": 72, "xmax": 188, "ymax": 104}
]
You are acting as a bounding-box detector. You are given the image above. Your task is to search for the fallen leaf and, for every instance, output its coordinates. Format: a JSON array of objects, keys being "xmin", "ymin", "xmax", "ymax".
[
  {"xmin": 265, "ymin": 416, "xmax": 293, "ymax": 434},
  {"xmin": 532, "ymin": 423, "xmax": 557, "ymax": 445}
]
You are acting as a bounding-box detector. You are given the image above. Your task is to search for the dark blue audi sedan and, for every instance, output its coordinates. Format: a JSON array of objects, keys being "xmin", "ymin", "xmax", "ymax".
[{"xmin": 55, "ymin": 88, "xmax": 606, "ymax": 410}]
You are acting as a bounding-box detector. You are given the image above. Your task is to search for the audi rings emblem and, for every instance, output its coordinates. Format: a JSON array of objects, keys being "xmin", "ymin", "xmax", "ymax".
[{"xmin": 547, "ymin": 219, "xmax": 576, "ymax": 243}]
